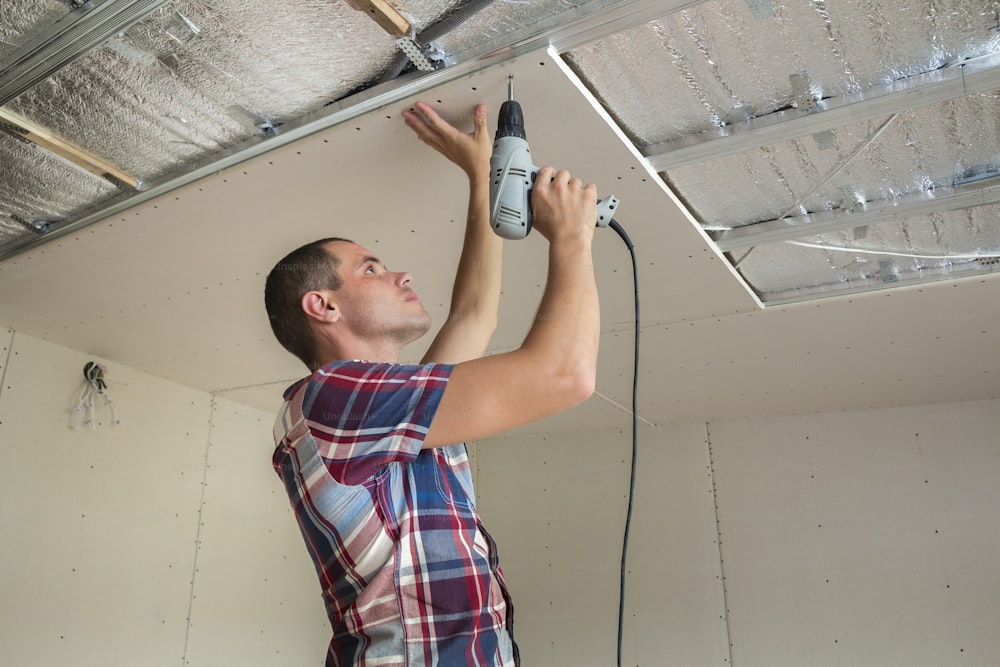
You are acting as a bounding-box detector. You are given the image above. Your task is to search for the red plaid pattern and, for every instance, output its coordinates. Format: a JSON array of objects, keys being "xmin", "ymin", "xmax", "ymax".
[{"xmin": 273, "ymin": 361, "xmax": 518, "ymax": 666}]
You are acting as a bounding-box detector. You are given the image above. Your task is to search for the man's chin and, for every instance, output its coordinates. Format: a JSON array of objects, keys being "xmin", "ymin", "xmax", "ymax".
[
  {"xmin": 416, "ymin": 317, "xmax": 433, "ymax": 340},
  {"xmin": 402, "ymin": 316, "xmax": 432, "ymax": 346}
]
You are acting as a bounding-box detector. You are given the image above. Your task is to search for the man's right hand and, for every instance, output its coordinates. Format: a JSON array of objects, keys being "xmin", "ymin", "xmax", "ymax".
[
  {"xmin": 530, "ymin": 166, "xmax": 599, "ymax": 245},
  {"xmin": 423, "ymin": 165, "xmax": 601, "ymax": 449}
]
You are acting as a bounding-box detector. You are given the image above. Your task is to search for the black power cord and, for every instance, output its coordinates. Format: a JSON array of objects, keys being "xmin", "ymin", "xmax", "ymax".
[{"xmin": 608, "ymin": 219, "xmax": 638, "ymax": 667}]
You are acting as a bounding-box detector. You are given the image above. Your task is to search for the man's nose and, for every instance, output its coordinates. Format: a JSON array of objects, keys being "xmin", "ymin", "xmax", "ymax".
[{"xmin": 394, "ymin": 271, "xmax": 413, "ymax": 287}]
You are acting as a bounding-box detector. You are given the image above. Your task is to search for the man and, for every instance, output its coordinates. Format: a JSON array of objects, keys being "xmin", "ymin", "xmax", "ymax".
[{"xmin": 264, "ymin": 101, "xmax": 600, "ymax": 666}]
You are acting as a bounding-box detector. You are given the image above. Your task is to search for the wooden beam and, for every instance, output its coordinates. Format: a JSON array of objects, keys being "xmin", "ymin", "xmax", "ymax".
[
  {"xmin": 349, "ymin": 0, "xmax": 411, "ymax": 37},
  {"xmin": 0, "ymin": 107, "xmax": 141, "ymax": 190}
]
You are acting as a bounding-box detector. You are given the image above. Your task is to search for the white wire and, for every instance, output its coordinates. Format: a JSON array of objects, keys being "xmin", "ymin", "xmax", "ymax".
[
  {"xmin": 785, "ymin": 240, "xmax": 1000, "ymax": 261},
  {"xmin": 70, "ymin": 363, "xmax": 120, "ymax": 429}
]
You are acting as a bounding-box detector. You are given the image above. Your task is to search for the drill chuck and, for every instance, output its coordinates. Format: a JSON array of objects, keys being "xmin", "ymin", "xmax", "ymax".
[{"xmin": 495, "ymin": 100, "xmax": 526, "ymax": 140}]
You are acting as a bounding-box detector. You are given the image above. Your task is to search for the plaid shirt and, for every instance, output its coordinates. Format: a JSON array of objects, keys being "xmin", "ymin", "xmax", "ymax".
[{"xmin": 272, "ymin": 361, "xmax": 518, "ymax": 666}]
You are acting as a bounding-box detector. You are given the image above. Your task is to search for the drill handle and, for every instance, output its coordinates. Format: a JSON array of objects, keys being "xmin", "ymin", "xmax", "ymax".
[
  {"xmin": 529, "ymin": 167, "xmax": 620, "ymax": 228},
  {"xmin": 530, "ymin": 167, "xmax": 620, "ymax": 229},
  {"xmin": 596, "ymin": 194, "xmax": 620, "ymax": 228},
  {"xmin": 489, "ymin": 139, "xmax": 621, "ymax": 240}
]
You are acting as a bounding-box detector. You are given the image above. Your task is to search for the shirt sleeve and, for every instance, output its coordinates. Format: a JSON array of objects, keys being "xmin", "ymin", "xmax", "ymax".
[{"xmin": 298, "ymin": 360, "xmax": 452, "ymax": 485}]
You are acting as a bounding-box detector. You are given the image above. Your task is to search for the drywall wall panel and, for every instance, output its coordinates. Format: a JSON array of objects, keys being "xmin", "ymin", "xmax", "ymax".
[
  {"xmin": 184, "ymin": 396, "xmax": 329, "ymax": 666},
  {"xmin": 0, "ymin": 331, "xmax": 211, "ymax": 667},
  {"xmin": 709, "ymin": 399, "xmax": 1000, "ymax": 667},
  {"xmin": 473, "ymin": 423, "xmax": 729, "ymax": 666},
  {"xmin": 623, "ymin": 421, "xmax": 730, "ymax": 666}
]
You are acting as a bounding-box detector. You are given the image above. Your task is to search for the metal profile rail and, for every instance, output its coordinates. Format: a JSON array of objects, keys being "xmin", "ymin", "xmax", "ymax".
[
  {"xmin": 644, "ymin": 51, "xmax": 1000, "ymax": 172},
  {"xmin": 713, "ymin": 176, "xmax": 1000, "ymax": 252},
  {"xmin": 0, "ymin": 0, "xmax": 171, "ymax": 106}
]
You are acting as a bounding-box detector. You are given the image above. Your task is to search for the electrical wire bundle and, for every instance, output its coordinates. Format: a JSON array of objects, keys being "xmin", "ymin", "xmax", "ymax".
[{"xmin": 70, "ymin": 361, "xmax": 119, "ymax": 429}]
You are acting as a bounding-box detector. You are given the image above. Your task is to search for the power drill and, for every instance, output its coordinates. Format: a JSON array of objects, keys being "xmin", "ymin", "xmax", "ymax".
[{"xmin": 489, "ymin": 74, "xmax": 620, "ymax": 240}]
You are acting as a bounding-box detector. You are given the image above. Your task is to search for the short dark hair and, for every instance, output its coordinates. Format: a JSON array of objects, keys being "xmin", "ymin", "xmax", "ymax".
[{"xmin": 264, "ymin": 237, "xmax": 352, "ymax": 370}]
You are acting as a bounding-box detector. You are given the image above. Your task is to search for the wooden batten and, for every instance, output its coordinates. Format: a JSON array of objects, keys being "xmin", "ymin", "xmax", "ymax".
[
  {"xmin": 350, "ymin": 0, "xmax": 411, "ymax": 37},
  {"xmin": 0, "ymin": 106, "xmax": 141, "ymax": 190}
]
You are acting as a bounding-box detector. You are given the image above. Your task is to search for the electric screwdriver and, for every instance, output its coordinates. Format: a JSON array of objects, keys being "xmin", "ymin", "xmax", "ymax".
[{"xmin": 489, "ymin": 75, "xmax": 620, "ymax": 240}]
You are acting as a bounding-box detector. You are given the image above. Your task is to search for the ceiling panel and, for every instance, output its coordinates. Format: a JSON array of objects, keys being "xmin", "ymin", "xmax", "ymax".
[
  {"xmin": 1, "ymin": 0, "xmax": 997, "ymax": 430},
  {"xmin": 0, "ymin": 51, "xmax": 761, "ymax": 419}
]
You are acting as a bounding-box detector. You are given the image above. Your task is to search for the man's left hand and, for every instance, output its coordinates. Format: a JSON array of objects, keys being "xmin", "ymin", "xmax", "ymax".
[{"xmin": 402, "ymin": 102, "xmax": 491, "ymax": 181}]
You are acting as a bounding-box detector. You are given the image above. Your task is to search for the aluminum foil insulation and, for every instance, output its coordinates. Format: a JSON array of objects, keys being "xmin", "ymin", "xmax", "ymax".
[
  {"xmin": 4, "ymin": 1, "xmax": 400, "ymax": 177},
  {"xmin": 666, "ymin": 92, "xmax": 1000, "ymax": 228},
  {"xmin": 564, "ymin": 0, "xmax": 1000, "ymax": 301},
  {"xmin": 565, "ymin": 0, "xmax": 1000, "ymax": 147},
  {"xmin": 0, "ymin": 0, "xmax": 66, "ymax": 55},
  {"xmin": 0, "ymin": 130, "xmax": 121, "ymax": 233},
  {"xmin": 436, "ymin": 0, "xmax": 595, "ymax": 59}
]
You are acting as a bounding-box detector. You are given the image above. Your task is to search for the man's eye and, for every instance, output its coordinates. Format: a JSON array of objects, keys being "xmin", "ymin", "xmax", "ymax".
[{"xmin": 365, "ymin": 265, "xmax": 375, "ymax": 274}]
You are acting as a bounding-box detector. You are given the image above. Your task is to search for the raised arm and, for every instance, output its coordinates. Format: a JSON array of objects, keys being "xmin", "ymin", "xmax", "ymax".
[
  {"xmin": 402, "ymin": 102, "xmax": 502, "ymax": 364},
  {"xmin": 422, "ymin": 167, "xmax": 601, "ymax": 448}
]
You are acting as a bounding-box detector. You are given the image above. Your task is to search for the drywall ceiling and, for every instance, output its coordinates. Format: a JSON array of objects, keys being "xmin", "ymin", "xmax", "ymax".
[
  {"xmin": 0, "ymin": 50, "xmax": 997, "ymax": 434},
  {"xmin": 2, "ymin": 0, "xmax": 997, "ymax": 303},
  {"xmin": 0, "ymin": 0, "xmax": 997, "ymax": 432}
]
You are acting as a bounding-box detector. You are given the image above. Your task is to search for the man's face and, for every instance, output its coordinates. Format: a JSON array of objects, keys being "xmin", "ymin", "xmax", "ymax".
[{"xmin": 324, "ymin": 241, "xmax": 432, "ymax": 346}]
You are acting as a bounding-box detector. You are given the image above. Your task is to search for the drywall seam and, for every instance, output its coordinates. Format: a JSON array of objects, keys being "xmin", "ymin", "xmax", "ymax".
[
  {"xmin": 706, "ymin": 421, "xmax": 735, "ymax": 666},
  {"xmin": 593, "ymin": 389, "xmax": 658, "ymax": 427},
  {"xmin": 0, "ymin": 328, "xmax": 13, "ymax": 404},
  {"xmin": 212, "ymin": 377, "xmax": 297, "ymax": 395},
  {"xmin": 181, "ymin": 394, "xmax": 217, "ymax": 664}
]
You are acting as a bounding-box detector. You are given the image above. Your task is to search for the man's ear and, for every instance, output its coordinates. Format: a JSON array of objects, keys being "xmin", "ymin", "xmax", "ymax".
[{"xmin": 301, "ymin": 290, "xmax": 340, "ymax": 324}]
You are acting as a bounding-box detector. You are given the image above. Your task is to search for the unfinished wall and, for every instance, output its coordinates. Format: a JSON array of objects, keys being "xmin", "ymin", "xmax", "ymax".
[
  {"xmin": 711, "ymin": 400, "xmax": 1000, "ymax": 667},
  {"xmin": 3, "ymin": 323, "xmax": 997, "ymax": 666},
  {"xmin": 473, "ymin": 421, "xmax": 731, "ymax": 666},
  {"xmin": 0, "ymin": 329, "xmax": 327, "ymax": 666},
  {"xmin": 185, "ymin": 394, "xmax": 329, "ymax": 665},
  {"xmin": 476, "ymin": 398, "xmax": 1000, "ymax": 666}
]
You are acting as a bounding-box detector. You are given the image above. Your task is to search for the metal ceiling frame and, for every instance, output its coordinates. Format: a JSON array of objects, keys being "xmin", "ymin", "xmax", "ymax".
[
  {"xmin": 760, "ymin": 256, "xmax": 999, "ymax": 306},
  {"xmin": 0, "ymin": 0, "xmax": 171, "ymax": 106},
  {"xmin": 0, "ymin": 0, "xmax": 703, "ymax": 262},
  {"xmin": 643, "ymin": 51, "xmax": 1000, "ymax": 171},
  {"xmin": 714, "ymin": 175, "xmax": 1000, "ymax": 251}
]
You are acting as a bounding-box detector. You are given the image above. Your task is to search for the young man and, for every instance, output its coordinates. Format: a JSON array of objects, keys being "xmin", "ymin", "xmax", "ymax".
[{"xmin": 264, "ymin": 101, "xmax": 600, "ymax": 666}]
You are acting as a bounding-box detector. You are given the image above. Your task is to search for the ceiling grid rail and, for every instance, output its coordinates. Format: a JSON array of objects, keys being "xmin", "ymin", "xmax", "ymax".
[
  {"xmin": 643, "ymin": 50, "xmax": 1000, "ymax": 171},
  {"xmin": 0, "ymin": 0, "xmax": 171, "ymax": 106},
  {"xmin": 715, "ymin": 177, "xmax": 1000, "ymax": 251}
]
